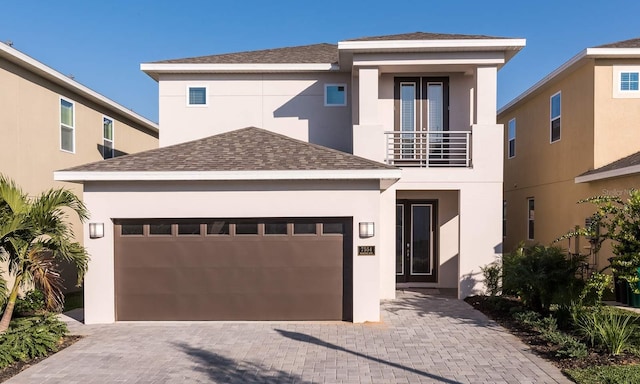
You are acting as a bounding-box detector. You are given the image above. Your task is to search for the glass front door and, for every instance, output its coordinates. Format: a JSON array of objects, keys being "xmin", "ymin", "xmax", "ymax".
[{"xmin": 396, "ymin": 200, "xmax": 438, "ymax": 283}]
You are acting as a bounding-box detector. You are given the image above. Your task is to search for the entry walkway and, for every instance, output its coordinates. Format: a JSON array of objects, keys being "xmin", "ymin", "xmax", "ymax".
[{"xmin": 7, "ymin": 290, "xmax": 570, "ymax": 383}]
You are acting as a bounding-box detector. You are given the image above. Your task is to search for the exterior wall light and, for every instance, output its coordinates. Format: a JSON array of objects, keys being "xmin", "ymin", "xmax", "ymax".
[
  {"xmin": 89, "ymin": 223, "xmax": 104, "ymax": 239},
  {"xmin": 359, "ymin": 222, "xmax": 375, "ymax": 238}
]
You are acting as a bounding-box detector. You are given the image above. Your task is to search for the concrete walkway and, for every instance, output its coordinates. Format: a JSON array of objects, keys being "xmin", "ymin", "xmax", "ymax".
[{"xmin": 6, "ymin": 290, "xmax": 571, "ymax": 383}]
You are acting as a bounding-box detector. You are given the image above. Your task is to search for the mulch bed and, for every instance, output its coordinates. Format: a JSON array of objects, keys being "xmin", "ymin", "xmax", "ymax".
[
  {"xmin": 464, "ymin": 296, "xmax": 640, "ymax": 370},
  {"xmin": 0, "ymin": 335, "xmax": 82, "ymax": 383}
]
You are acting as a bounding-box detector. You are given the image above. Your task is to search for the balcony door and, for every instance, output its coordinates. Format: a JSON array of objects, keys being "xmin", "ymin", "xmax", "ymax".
[{"xmin": 396, "ymin": 200, "xmax": 438, "ymax": 283}]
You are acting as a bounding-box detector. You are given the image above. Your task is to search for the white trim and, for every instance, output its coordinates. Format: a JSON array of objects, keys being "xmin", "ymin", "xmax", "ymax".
[
  {"xmin": 575, "ymin": 164, "xmax": 640, "ymax": 183},
  {"xmin": 585, "ymin": 47, "xmax": 640, "ymax": 58},
  {"xmin": 550, "ymin": 91, "xmax": 561, "ymax": 143},
  {"xmin": 102, "ymin": 115, "xmax": 115, "ymax": 159},
  {"xmin": 612, "ymin": 66, "xmax": 640, "ymax": 98},
  {"xmin": 324, "ymin": 83, "xmax": 347, "ymax": 107},
  {"xmin": 54, "ymin": 169, "xmax": 402, "ymax": 182},
  {"xmin": 141, "ymin": 63, "xmax": 338, "ymax": 74},
  {"xmin": 186, "ymin": 85, "xmax": 208, "ymax": 107},
  {"xmin": 0, "ymin": 43, "xmax": 158, "ymax": 132},
  {"xmin": 338, "ymin": 38, "xmax": 526, "ymax": 51},
  {"xmin": 59, "ymin": 97, "xmax": 75, "ymax": 154},
  {"xmin": 507, "ymin": 118, "xmax": 516, "ymax": 159}
]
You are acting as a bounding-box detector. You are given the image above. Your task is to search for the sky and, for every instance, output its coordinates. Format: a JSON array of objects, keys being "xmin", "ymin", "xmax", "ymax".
[{"xmin": 2, "ymin": 1, "xmax": 639, "ymax": 123}]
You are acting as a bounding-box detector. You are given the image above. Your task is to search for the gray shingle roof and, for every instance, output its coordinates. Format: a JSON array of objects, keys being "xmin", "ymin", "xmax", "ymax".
[
  {"xmin": 344, "ymin": 32, "xmax": 508, "ymax": 41},
  {"xmin": 61, "ymin": 127, "xmax": 396, "ymax": 172},
  {"xmin": 595, "ymin": 38, "xmax": 640, "ymax": 48},
  {"xmin": 579, "ymin": 151, "xmax": 640, "ymax": 177},
  {"xmin": 153, "ymin": 43, "xmax": 338, "ymax": 64}
]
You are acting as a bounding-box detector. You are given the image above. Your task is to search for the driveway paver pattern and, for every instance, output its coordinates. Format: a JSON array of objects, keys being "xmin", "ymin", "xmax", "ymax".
[{"xmin": 6, "ymin": 290, "xmax": 571, "ymax": 383}]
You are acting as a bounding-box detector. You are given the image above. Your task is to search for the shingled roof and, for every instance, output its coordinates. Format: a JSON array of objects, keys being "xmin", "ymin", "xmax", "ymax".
[
  {"xmin": 153, "ymin": 43, "xmax": 338, "ymax": 64},
  {"xmin": 595, "ymin": 37, "xmax": 640, "ymax": 49},
  {"xmin": 61, "ymin": 127, "xmax": 396, "ymax": 173},
  {"xmin": 578, "ymin": 151, "xmax": 640, "ymax": 178},
  {"xmin": 344, "ymin": 32, "xmax": 506, "ymax": 41}
]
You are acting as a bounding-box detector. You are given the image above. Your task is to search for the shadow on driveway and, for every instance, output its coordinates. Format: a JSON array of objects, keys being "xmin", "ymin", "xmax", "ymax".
[
  {"xmin": 174, "ymin": 342, "xmax": 313, "ymax": 384},
  {"xmin": 275, "ymin": 329, "xmax": 461, "ymax": 384}
]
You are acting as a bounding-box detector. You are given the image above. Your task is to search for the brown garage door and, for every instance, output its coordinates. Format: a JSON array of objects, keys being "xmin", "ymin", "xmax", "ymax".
[{"xmin": 114, "ymin": 218, "xmax": 352, "ymax": 321}]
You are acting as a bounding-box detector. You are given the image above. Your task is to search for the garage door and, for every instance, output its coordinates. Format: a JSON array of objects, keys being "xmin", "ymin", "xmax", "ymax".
[{"xmin": 114, "ymin": 218, "xmax": 352, "ymax": 321}]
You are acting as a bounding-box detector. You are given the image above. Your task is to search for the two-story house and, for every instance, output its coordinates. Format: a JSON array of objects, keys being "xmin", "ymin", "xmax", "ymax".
[
  {"xmin": 56, "ymin": 32, "xmax": 525, "ymax": 324},
  {"xmin": 0, "ymin": 42, "xmax": 159, "ymax": 291},
  {"xmin": 498, "ymin": 37, "xmax": 640, "ymax": 270}
]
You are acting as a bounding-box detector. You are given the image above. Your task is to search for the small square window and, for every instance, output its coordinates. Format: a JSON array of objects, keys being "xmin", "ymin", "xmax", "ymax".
[
  {"xmin": 149, "ymin": 223, "xmax": 172, "ymax": 235},
  {"xmin": 178, "ymin": 223, "xmax": 201, "ymax": 235},
  {"xmin": 188, "ymin": 87, "xmax": 207, "ymax": 105},
  {"xmin": 325, "ymin": 84, "xmax": 346, "ymax": 106},
  {"xmin": 265, "ymin": 222, "xmax": 288, "ymax": 235},
  {"xmin": 621, "ymin": 72, "xmax": 639, "ymax": 91},
  {"xmin": 121, "ymin": 224, "xmax": 143, "ymax": 236},
  {"xmin": 236, "ymin": 222, "xmax": 258, "ymax": 235},
  {"xmin": 294, "ymin": 223, "xmax": 317, "ymax": 235},
  {"xmin": 322, "ymin": 222, "xmax": 343, "ymax": 234},
  {"xmin": 207, "ymin": 221, "xmax": 229, "ymax": 235}
]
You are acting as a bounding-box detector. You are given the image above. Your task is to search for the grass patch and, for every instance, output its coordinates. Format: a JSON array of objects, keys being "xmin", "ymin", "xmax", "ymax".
[
  {"xmin": 565, "ymin": 364, "xmax": 640, "ymax": 384},
  {"xmin": 63, "ymin": 291, "xmax": 83, "ymax": 312}
]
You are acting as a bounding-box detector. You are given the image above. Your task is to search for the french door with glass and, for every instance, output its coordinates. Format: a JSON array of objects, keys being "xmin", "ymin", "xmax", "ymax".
[{"xmin": 396, "ymin": 200, "xmax": 438, "ymax": 283}]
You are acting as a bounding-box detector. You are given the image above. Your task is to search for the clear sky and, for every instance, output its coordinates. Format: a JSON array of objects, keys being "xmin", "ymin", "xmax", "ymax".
[{"xmin": 2, "ymin": 1, "xmax": 639, "ymax": 123}]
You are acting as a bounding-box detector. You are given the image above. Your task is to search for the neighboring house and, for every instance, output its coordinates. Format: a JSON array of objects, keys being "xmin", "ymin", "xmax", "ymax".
[
  {"xmin": 498, "ymin": 37, "xmax": 640, "ymax": 270},
  {"xmin": 0, "ymin": 42, "xmax": 159, "ymax": 290},
  {"xmin": 56, "ymin": 32, "xmax": 525, "ymax": 323}
]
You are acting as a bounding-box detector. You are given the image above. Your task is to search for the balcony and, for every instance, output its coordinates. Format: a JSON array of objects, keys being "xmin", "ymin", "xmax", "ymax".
[{"xmin": 384, "ymin": 131, "xmax": 471, "ymax": 168}]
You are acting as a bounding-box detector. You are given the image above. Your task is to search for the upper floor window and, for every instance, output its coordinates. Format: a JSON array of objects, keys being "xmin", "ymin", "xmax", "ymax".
[
  {"xmin": 60, "ymin": 98, "xmax": 75, "ymax": 153},
  {"xmin": 187, "ymin": 86, "xmax": 207, "ymax": 106},
  {"xmin": 325, "ymin": 84, "xmax": 346, "ymax": 106},
  {"xmin": 620, "ymin": 72, "xmax": 639, "ymax": 91},
  {"xmin": 507, "ymin": 118, "xmax": 516, "ymax": 158},
  {"xmin": 550, "ymin": 92, "xmax": 561, "ymax": 143},
  {"xmin": 103, "ymin": 116, "xmax": 114, "ymax": 159}
]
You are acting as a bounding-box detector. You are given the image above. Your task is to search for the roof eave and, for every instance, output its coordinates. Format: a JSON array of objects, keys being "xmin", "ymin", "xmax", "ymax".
[
  {"xmin": 575, "ymin": 164, "xmax": 640, "ymax": 184},
  {"xmin": 337, "ymin": 38, "xmax": 526, "ymax": 51},
  {"xmin": 0, "ymin": 43, "xmax": 159, "ymax": 133},
  {"xmin": 54, "ymin": 169, "xmax": 402, "ymax": 182},
  {"xmin": 141, "ymin": 63, "xmax": 340, "ymax": 80}
]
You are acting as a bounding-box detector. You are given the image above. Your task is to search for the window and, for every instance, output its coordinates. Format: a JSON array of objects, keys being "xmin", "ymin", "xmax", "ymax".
[
  {"xmin": 322, "ymin": 222, "xmax": 344, "ymax": 234},
  {"xmin": 121, "ymin": 224, "xmax": 143, "ymax": 236},
  {"xmin": 527, "ymin": 198, "xmax": 535, "ymax": 240},
  {"xmin": 60, "ymin": 98, "xmax": 75, "ymax": 152},
  {"xmin": 149, "ymin": 223, "xmax": 172, "ymax": 235},
  {"xmin": 178, "ymin": 223, "xmax": 201, "ymax": 235},
  {"xmin": 265, "ymin": 222, "xmax": 287, "ymax": 235},
  {"xmin": 508, "ymin": 118, "xmax": 516, "ymax": 158},
  {"xmin": 206, "ymin": 221, "xmax": 229, "ymax": 235},
  {"xmin": 103, "ymin": 116, "xmax": 114, "ymax": 159},
  {"xmin": 621, "ymin": 72, "xmax": 639, "ymax": 91},
  {"xmin": 324, "ymin": 84, "xmax": 346, "ymax": 106},
  {"xmin": 235, "ymin": 222, "xmax": 258, "ymax": 235},
  {"xmin": 550, "ymin": 92, "xmax": 561, "ymax": 143},
  {"xmin": 294, "ymin": 223, "xmax": 316, "ymax": 235},
  {"xmin": 187, "ymin": 86, "xmax": 207, "ymax": 106},
  {"xmin": 503, "ymin": 200, "xmax": 507, "ymax": 238}
]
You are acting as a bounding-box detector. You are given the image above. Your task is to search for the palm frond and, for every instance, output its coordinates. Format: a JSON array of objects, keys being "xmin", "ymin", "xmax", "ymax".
[
  {"xmin": 0, "ymin": 176, "xmax": 28, "ymax": 215},
  {"xmin": 25, "ymin": 247, "xmax": 64, "ymax": 311}
]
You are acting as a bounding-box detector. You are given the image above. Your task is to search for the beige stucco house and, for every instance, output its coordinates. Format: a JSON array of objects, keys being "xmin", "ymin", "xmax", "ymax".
[
  {"xmin": 56, "ymin": 32, "xmax": 525, "ymax": 323},
  {"xmin": 498, "ymin": 37, "xmax": 640, "ymax": 270},
  {"xmin": 0, "ymin": 42, "xmax": 159, "ymax": 289}
]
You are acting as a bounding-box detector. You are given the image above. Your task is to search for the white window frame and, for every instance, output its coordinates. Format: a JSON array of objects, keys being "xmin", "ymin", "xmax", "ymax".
[
  {"xmin": 186, "ymin": 85, "xmax": 208, "ymax": 107},
  {"xmin": 550, "ymin": 91, "xmax": 561, "ymax": 143},
  {"xmin": 324, "ymin": 83, "xmax": 347, "ymax": 107},
  {"xmin": 507, "ymin": 118, "xmax": 516, "ymax": 159},
  {"xmin": 102, "ymin": 115, "xmax": 115, "ymax": 159},
  {"xmin": 527, "ymin": 197, "xmax": 535, "ymax": 240},
  {"xmin": 60, "ymin": 97, "xmax": 75, "ymax": 153},
  {"xmin": 613, "ymin": 66, "xmax": 640, "ymax": 98}
]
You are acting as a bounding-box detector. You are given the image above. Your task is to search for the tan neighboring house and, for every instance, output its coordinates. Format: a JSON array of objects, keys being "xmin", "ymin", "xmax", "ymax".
[
  {"xmin": 498, "ymin": 37, "xmax": 640, "ymax": 270},
  {"xmin": 0, "ymin": 42, "xmax": 159, "ymax": 290}
]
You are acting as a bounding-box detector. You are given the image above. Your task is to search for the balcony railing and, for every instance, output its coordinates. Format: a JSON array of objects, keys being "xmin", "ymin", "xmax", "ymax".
[{"xmin": 384, "ymin": 130, "xmax": 471, "ymax": 168}]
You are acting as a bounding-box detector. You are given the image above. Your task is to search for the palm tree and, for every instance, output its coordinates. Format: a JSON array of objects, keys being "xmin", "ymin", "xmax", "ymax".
[{"xmin": 0, "ymin": 175, "xmax": 89, "ymax": 333}]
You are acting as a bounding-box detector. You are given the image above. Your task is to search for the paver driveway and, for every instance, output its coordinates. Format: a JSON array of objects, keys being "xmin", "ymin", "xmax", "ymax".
[{"xmin": 7, "ymin": 290, "xmax": 571, "ymax": 383}]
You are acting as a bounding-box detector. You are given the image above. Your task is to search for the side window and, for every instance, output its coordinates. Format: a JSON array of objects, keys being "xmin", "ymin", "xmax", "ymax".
[
  {"xmin": 187, "ymin": 86, "xmax": 207, "ymax": 106},
  {"xmin": 60, "ymin": 98, "xmax": 75, "ymax": 152},
  {"xmin": 550, "ymin": 92, "xmax": 561, "ymax": 143},
  {"xmin": 507, "ymin": 118, "xmax": 516, "ymax": 158},
  {"xmin": 527, "ymin": 198, "xmax": 535, "ymax": 240},
  {"xmin": 620, "ymin": 72, "xmax": 639, "ymax": 91},
  {"xmin": 503, "ymin": 200, "xmax": 507, "ymax": 238},
  {"xmin": 103, "ymin": 116, "xmax": 114, "ymax": 159},
  {"xmin": 324, "ymin": 84, "xmax": 346, "ymax": 106}
]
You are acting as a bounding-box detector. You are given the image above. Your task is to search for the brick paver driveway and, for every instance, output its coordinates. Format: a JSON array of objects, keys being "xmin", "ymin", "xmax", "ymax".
[{"xmin": 7, "ymin": 290, "xmax": 571, "ymax": 383}]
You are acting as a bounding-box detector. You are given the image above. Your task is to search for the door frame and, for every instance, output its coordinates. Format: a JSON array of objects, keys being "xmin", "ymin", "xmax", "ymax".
[{"xmin": 396, "ymin": 199, "xmax": 439, "ymax": 283}]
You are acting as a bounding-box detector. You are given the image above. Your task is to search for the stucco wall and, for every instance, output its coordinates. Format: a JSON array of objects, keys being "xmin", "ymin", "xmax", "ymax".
[
  {"xmin": 82, "ymin": 180, "xmax": 383, "ymax": 324},
  {"xmin": 158, "ymin": 73, "xmax": 353, "ymax": 152}
]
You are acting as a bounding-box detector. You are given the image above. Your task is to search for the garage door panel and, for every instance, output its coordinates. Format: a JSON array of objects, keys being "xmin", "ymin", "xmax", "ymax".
[{"xmin": 114, "ymin": 218, "xmax": 352, "ymax": 321}]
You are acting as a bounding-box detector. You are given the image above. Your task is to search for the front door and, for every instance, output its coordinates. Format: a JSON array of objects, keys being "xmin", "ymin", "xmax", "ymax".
[{"xmin": 396, "ymin": 200, "xmax": 438, "ymax": 283}]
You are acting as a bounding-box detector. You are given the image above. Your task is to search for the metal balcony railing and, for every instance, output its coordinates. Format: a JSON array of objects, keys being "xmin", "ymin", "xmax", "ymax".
[{"xmin": 384, "ymin": 130, "xmax": 471, "ymax": 168}]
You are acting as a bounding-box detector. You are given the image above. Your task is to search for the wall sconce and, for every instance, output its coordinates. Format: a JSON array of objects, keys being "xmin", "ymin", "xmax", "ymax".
[
  {"xmin": 359, "ymin": 222, "xmax": 375, "ymax": 238},
  {"xmin": 89, "ymin": 223, "xmax": 104, "ymax": 239}
]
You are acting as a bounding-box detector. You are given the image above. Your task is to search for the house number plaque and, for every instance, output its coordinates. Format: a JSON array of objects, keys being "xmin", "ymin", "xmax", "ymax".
[{"xmin": 358, "ymin": 246, "xmax": 375, "ymax": 256}]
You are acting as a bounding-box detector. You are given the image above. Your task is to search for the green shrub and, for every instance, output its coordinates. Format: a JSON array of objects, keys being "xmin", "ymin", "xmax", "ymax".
[
  {"xmin": 565, "ymin": 365, "xmax": 640, "ymax": 384},
  {"xmin": 579, "ymin": 272, "xmax": 613, "ymax": 306},
  {"xmin": 481, "ymin": 260, "xmax": 502, "ymax": 296},
  {"xmin": 0, "ymin": 315, "xmax": 67, "ymax": 369},
  {"xmin": 14, "ymin": 289, "xmax": 47, "ymax": 317},
  {"xmin": 503, "ymin": 244, "xmax": 585, "ymax": 312},
  {"xmin": 513, "ymin": 310, "xmax": 587, "ymax": 359},
  {"xmin": 575, "ymin": 307, "xmax": 637, "ymax": 355}
]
